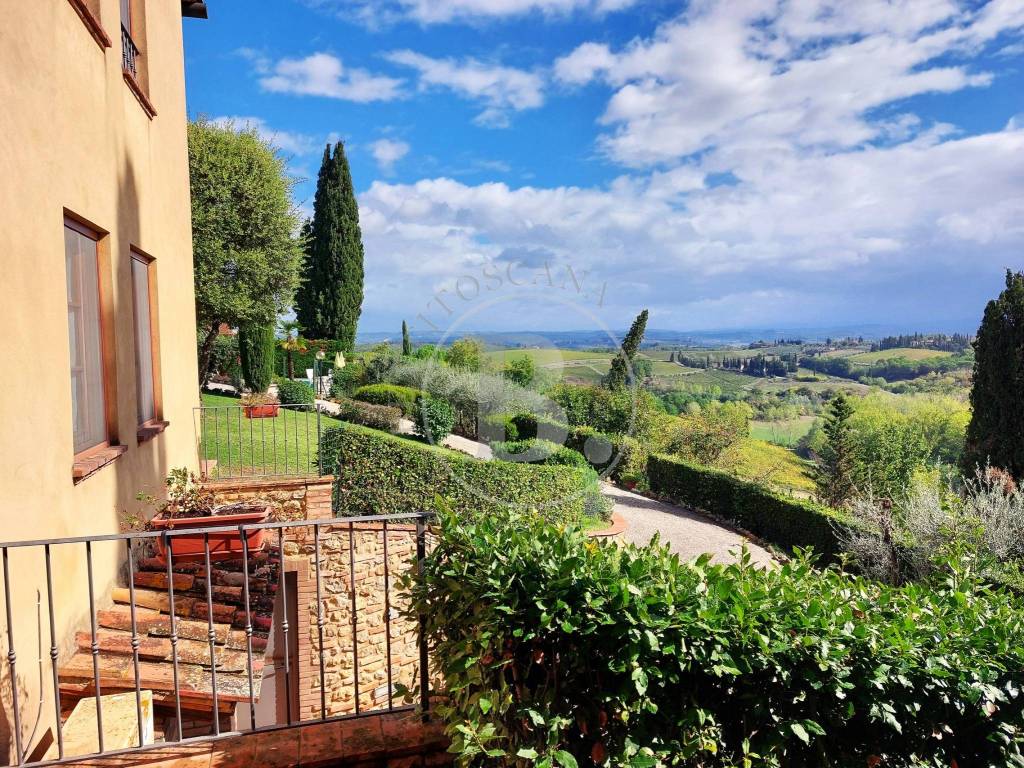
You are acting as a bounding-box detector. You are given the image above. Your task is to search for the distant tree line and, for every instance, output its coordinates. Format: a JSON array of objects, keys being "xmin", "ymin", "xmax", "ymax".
[
  {"xmin": 870, "ymin": 332, "xmax": 972, "ymax": 354},
  {"xmin": 675, "ymin": 353, "xmax": 798, "ymax": 377},
  {"xmin": 801, "ymin": 352, "xmax": 972, "ymax": 382}
]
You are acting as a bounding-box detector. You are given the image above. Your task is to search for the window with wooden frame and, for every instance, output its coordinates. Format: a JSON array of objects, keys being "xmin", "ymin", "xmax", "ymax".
[
  {"xmin": 65, "ymin": 218, "xmax": 116, "ymax": 457},
  {"xmin": 131, "ymin": 251, "xmax": 163, "ymax": 432},
  {"xmin": 120, "ymin": 0, "xmax": 156, "ymax": 117}
]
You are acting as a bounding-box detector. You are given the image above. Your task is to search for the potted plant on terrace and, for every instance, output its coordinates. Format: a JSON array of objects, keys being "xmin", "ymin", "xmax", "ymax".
[
  {"xmin": 135, "ymin": 468, "xmax": 271, "ymax": 563},
  {"xmin": 241, "ymin": 391, "xmax": 280, "ymax": 419}
]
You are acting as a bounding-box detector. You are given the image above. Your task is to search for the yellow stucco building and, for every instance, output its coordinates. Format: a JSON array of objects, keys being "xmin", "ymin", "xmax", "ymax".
[{"xmin": 0, "ymin": 1, "xmax": 207, "ymax": 759}]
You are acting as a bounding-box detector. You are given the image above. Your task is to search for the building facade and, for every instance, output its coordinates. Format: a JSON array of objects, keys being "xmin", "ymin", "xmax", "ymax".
[{"xmin": 0, "ymin": 1, "xmax": 205, "ymax": 760}]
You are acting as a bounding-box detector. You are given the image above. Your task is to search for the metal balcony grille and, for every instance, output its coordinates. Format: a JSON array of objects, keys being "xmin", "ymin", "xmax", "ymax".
[{"xmin": 121, "ymin": 25, "xmax": 139, "ymax": 78}]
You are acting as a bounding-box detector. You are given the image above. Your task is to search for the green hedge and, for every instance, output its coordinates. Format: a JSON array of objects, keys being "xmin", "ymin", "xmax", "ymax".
[
  {"xmin": 276, "ymin": 379, "xmax": 315, "ymax": 406},
  {"xmin": 319, "ymin": 422, "xmax": 589, "ymax": 522},
  {"xmin": 238, "ymin": 323, "xmax": 276, "ymax": 392},
  {"xmin": 406, "ymin": 510, "xmax": 1024, "ymax": 767},
  {"xmin": 332, "ymin": 397, "xmax": 401, "ymax": 431},
  {"xmin": 352, "ymin": 383, "xmax": 425, "ymax": 416},
  {"xmin": 648, "ymin": 454, "xmax": 859, "ymax": 560}
]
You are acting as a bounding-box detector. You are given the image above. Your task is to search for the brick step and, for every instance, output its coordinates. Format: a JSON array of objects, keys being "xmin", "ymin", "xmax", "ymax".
[
  {"xmin": 104, "ymin": 598, "xmax": 270, "ymax": 649},
  {"xmin": 134, "ymin": 560, "xmax": 276, "ymax": 593},
  {"xmin": 107, "ymin": 598, "xmax": 272, "ymax": 647},
  {"xmin": 74, "ymin": 631, "xmax": 255, "ymax": 673},
  {"xmin": 58, "ymin": 652, "xmax": 263, "ymax": 702},
  {"xmin": 136, "ymin": 552, "xmax": 276, "ymax": 576},
  {"xmin": 132, "ymin": 572, "xmax": 247, "ymax": 605}
]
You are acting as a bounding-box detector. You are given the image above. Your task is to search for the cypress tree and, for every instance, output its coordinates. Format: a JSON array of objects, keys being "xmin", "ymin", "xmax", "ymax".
[
  {"xmin": 962, "ymin": 270, "xmax": 1024, "ymax": 480},
  {"xmin": 402, "ymin": 320, "xmax": 412, "ymax": 356},
  {"xmin": 238, "ymin": 322, "xmax": 276, "ymax": 392},
  {"xmin": 814, "ymin": 393, "xmax": 858, "ymax": 508},
  {"xmin": 606, "ymin": 309, "xmax": 649, "ymax": 389},
  {"xmin": 295, "ymin": 142, "xmax": 364, "ymax": 350}
]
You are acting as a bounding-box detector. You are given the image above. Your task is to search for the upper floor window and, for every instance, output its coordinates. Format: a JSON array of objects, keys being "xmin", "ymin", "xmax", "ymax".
[
  {"xmin": 131, "ymin": 252, "xmax": 160, "ymax": 425},
  {"xmin": 65, "ymin": 220, "xmax": 109, "ymax": 455},
  {"xmin": 120, "ymin": 0, "xmax": 139, "ymax": 79}
]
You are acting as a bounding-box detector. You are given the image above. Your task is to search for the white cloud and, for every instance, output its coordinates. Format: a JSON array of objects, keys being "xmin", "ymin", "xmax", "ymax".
[
  {"xmin": 369, "ymin": 138, "xmax": 411, "ymax": 172},
  {"xmin": 555, "ymin": 0, "xmax": 1020, "ymax": 166},
  {"xmin": 258, "ymin": 52, "xmax": 404, "ymax": 103},
  {"xmin": 304, "ymin": 0, "xmax": 638, "ymax": 26},
  {"xmin": 208, "ymin": 116, "xmax": 318, "ymax": 155},
  {"xmin": 386, "ymin": 50, "xmax": 544, "ymax": 127},
  {"xmin": 356, "ymin": 123, "xmax": 1024, "ymax": 329}
]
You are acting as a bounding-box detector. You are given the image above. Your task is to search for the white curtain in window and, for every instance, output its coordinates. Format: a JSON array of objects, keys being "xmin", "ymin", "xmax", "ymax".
[
  {"xmin": 65, "ymin": 225, "xmax": 106, "ymax": 454},
  {"xmin": 132, "ymin": 257, "xmax": 155, "ymax": 424}
]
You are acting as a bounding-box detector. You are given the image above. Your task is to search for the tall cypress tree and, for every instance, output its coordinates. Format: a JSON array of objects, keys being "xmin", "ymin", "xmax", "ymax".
[
  {"xmin": 238, "ymin": 322, "xmax": 276, "ymax": 392},
  {"xmin": 295, "ymin": 142, "xmax": 364, "ymax": 350},
  {"xmin": 814, "ymin": 393, "xmax": 858, "ymax": 508},
  {"xmin": 606, "ymin": 309, "xmax": 649, "ymax": 389},
  {"xmin": 962, "ymin": 270, "xmax": 1024, "ymax": 480},
  {"xmin": 402, "ymin": 320, "xmax": 412, "ymax": 356}
]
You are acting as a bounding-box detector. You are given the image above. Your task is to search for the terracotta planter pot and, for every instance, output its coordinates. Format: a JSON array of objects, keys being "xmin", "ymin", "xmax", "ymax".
[
  {"xmin": 622, "ymin": 479, "xmax": 638, "ymax": 490},
  {"xmin": 151, "ymin": 504, "xmax": 271, "ymax": 563},
  {"xmin": 244, "ymin": 404, "xmax": 279, "ymax": 419}
]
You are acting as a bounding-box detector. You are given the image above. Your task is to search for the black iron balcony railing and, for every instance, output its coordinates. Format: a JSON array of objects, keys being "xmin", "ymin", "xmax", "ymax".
[
  {"xmin": 121, "ymin": 25, "xmax": 139, "ymax": 78},
  {"xmin": 0, "ymin": 512, "xmax": 432, "ymax": 767},
  {"xmin": 193, "ymin": 404, "xmax": 326, "ymax": 480}
]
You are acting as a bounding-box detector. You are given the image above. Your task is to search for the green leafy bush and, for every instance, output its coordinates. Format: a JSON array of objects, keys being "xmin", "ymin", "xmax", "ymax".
[
  {"xmin": 413, "ymin": 397, "xmax": 456, "ymax": 443},
  {"xmin": 276, "ymin": 379, "xmax": 315, "ymax": 407},
  {"xmin": 332, "ymin": 397, "xmax": 401, "ymax": 432},
  {"xmin": 319, "ymin": 422, "xmax": 589, "ymax": 522},
  {"xmin": 330, "ymin": 361, "xmax": 367, "ymax": 398},
  {"xmin": 479, "ymin": 413, "xmax": 519, "ymax": 443},
  {"xmin": 648, "ymin": 454, "xmax": 861, "ymax": 560},
  {"xmin": 238, "ymin": 322, "xmax": 276, "ymax": 392},
  {"xmin": 490, "ymin": 439, "xmax": 589, "ymax": 470},
  {"xmin": 405, "ymin": 509, "xmax": 1024, "ymax": 768},
  {"xmin": 353, "ymin": 383, "xmax": 425, "ymax": 416}
]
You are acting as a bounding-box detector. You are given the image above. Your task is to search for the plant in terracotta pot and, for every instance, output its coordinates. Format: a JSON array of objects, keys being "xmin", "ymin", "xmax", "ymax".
[
  {"xmin": 137, "ymin": 468, "xmax": 272, "ymax": 563},
  {"xmin": 241, "ymin": 391, "xmax": 280, "ymax": 419}
]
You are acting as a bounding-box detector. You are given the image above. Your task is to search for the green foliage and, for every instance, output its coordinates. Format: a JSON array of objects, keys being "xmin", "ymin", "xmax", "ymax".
[
  {"xmin": 203, "ymin": 332, "xmax": 240, "ymax": 386},
  {"xmin": 666, "ymin": 401, "xmax": 750, "ymax": 466},
  {"xmin": 447, "ymin": 337, "xmax": 485, "ymax": 372},
  {"xmin": 548, "ymin": 382, "xmax": 662, "ymax": 440},
  {"xmin": 814, "ymin": 393, "xmax": 858, "ymax": 507},
  {"xmin": 332, "ymin": 397, "xmax": 401, "ymax": 432},
  {"xmin": 294, "ymin": 142, "xmax": 364, "ymax": 350},
  {"xmin": 276, "ymin": 379, "xmax": 315, "ymax": 406},
  {"xmin": 606, "ymin": 308, "xmax": 648, "ymax": 389},
  {"xmin": 413, "ymin": 344, "xmax": 446, "ymax": 363},
  {"xmin": 490, "ymin": 439, "xmax": 589, "ymax": 469},
  {"xmin": 364, "ymin": 343, "xmax": 399, "ymax": 384},
  {"xmin": 237, "ymin": 322, "xmax": 276, "ymax": 393},
  {"xmin": 503, "ymin": 355, "xmax": 536, "ymax": 387},
  {"xmin": 329, "ymin": 361, "xmax": 367, "ymax": 399},
  {"xmin": 413, "ymin": 397, "xmax": 456, "ymax": 443},
  {"xmin": 319, "ymin": 422, "xmax": 588, "ymax": 521},
  {"xmin": 964, "ymin": 270, "xmax": 1024, "ymax": 480},
  {"xmin": 406, "ymin": 509, "xmax": 1024, "ymax": 768},
  {"xmin": 478, "ymin": 413, "xmax": 519, "ymax": 443},
  {"xmin": 352, "ymin": 384, "xmax": 424, "ymax": 416},
  {"xmin": 649, "ymin": 454, "xmax": 858, "ymax": 560},
  {"xmin": 402, "ymin": 320, "xmax": 412, "ymax": 356},
  {"xmin": 188, "ymin": 118, "xmax": 303, "ymax": 381}
]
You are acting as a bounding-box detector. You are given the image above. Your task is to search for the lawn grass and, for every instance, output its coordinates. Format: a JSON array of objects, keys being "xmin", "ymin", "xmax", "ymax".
[
  {"xmin": 749, "ymin": 416, "xmax": 817, "ymax": 447},
  {"xmin": 846, "ymin": 347, "xmax": 953, "ymax": 365},
  {"xmin": 728, "ymin": 438, "xmax": 816, "ymax": 496},
  {"xmin": 198, "ymin": 392, "xmax": 344, "ymax": 478}
]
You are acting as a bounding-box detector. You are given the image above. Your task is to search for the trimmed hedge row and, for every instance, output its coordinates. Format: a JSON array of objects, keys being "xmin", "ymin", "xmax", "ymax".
[
  {"xmin": 648, "ymin": 454, "xmax": 859, "ymax": 560},
  {"xmin": 319, "ymin": 422, "xmax": 589, "ymax": 522},
  {"xmin": 352, "ymin": 383, "xmax": 424, "ymax": 416},
  {"xmin": 332, "ymin": 397, "xmax": 402, "ymax": 432}
]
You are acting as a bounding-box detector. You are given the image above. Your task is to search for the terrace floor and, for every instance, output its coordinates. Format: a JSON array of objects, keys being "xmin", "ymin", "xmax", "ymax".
[{"xmin": 605, "ymin": 484, "xmax": 775, "ymax": 566}]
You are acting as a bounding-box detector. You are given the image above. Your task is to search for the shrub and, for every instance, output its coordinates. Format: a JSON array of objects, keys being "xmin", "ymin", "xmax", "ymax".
[
  {"xmin": 648, "ymin": 454, "xmax": 861, "ymax": 560},
  {"xmin": 276, "ymin": 379, "xmax": 315, "ymax": 407},
  {"xmin": 319, "ymin": 422, "xmax": 588, "ymax": 522},
  {"xmin": 509, "ymin": 412, "xmax": 569, "ymax": 443},
  {"xmin": 332, "ymin": 397, "xmax": 401, "ymax": 432},
  {"xmin": 405, "ymin": 509, "xmax": 1024, "ymax": 768},
  {"xmin": 490, "ymin": 439, "xmax": 589, "ymax": 470},
  {"xmin": 330, "ymin": 361, "xmax": 367, "ymax": 398},
  {"xmin": 478, "ymin": 413, "xmax": 518, "ymax": 443},
  {"xmin": 386, "ymin": 360, "xmax": 551, "ymax": 439},
  {"xmin": 412, "ymin": 397, "xmax": 456, "ymax": 444},
  {"xmin": 353, "ymin": 383, "xmax": 424, "ymax": 416},
  {"xmin": 238, "ymin": 322, "xmax": 276, "ymax": 392}
]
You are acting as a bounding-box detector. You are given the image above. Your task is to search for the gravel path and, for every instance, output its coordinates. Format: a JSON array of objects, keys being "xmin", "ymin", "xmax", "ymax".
[{"xmin": 604, "ymin": 483, "xmax": 775, "ymax": 567}]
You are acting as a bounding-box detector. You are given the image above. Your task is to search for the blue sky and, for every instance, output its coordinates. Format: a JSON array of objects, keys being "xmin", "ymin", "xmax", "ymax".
[{"xmin": 183, "ymin": 0, "xmax": 1024, "ymax": 336}]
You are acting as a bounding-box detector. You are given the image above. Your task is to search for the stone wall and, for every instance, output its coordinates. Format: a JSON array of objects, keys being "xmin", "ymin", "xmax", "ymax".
[
  {"xmin": 204, "ymin": 475, "xmax": 334, "ymax": 523},
  {"xmin": 289, "ymin": 524, "xmax": 422, "ymax": 719}
]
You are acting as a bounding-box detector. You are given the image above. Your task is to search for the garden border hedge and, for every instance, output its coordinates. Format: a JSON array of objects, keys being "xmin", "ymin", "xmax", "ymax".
[
  {"xmin": 648, "ymin": 454, "xmax": 861, "ymax": 559},
  {"xmin": 319, "ymin": 421, "xmax": 590, "ymax": 522}
]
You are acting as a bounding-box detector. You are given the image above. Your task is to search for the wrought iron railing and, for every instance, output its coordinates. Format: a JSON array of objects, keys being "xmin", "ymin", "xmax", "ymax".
[
  {"xmin": 193, "ymin": 404, "xmax": 326, "ymax": 479},
  {"xmin": 0, "ymin": 512, "xmax": 432, "ymax": 767},
  {"xmin": 121, "ymin": 25, "xmax": 139, "ymax": 78}
]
